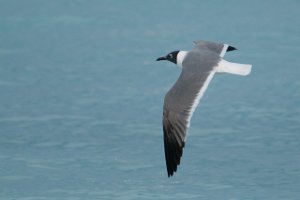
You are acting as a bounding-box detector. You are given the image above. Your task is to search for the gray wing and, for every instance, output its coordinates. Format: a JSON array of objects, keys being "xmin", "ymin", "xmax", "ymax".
[
  {"xmin": 163, "ymin": 50, "xmax": 219, "ymax": 177},
  {"xmin": 193, "ymin": 40, "xmax": 236, "ymax": 57}
]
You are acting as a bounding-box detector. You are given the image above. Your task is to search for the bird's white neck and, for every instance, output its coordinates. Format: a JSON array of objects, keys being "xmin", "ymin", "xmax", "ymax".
[{"xmin": 176, "ymin": 51, "xmax": 188, "ymax": 67}]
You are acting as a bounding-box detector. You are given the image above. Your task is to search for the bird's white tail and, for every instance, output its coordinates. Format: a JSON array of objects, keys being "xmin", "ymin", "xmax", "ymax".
[{"xmin": 216, "ymin": 59, "xmax": 252, "ymax": 76}]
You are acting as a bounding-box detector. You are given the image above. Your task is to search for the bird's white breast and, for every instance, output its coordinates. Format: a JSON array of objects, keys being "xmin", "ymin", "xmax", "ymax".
[{"xmin": 176, "ymin": 51, "xmax": 188, "ymax": 67}]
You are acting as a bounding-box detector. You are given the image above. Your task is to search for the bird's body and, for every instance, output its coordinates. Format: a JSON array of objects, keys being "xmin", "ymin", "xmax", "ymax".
[{"xmin": 156, "ymin": 40, "xmax": 252, "ymax": 177}]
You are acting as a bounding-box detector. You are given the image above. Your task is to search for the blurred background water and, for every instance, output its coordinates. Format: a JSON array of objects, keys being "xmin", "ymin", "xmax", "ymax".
[{"xmin": 0, "ymin": 0, "xmax": 300, "ymax": 199}]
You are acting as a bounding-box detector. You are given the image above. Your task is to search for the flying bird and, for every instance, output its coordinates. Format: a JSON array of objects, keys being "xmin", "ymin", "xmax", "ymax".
[{"xmin": 156, "ymin": 40, "xmax": 252, "ymax": 177}]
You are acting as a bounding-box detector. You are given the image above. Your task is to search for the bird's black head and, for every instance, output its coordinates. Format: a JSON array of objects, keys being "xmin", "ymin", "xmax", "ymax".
[{"xmin": 156, "ymin": 50, "xmax": 179, "ymax": 64}]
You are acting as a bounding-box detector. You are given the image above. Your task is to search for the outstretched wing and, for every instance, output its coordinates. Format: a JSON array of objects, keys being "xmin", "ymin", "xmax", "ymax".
[
  {"xmin": 193, "ymin": 40, "xmax": 236, "ymax": 57},
  {"xmin": 163, "ymin": 50, "xmax": 219, "ymax": 177}
]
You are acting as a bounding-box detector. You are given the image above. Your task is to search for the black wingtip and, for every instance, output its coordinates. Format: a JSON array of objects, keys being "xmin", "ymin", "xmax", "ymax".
[
  {"xmin": 227, "ymin": 46, "xmax": 237, "ymax": 52},
  {"xmin": 167, "ymin": 168, "xmax": 176, "ymax": 177},
  {"xmin": 165, "ymin": 140, "xmax": 186, "ymax": 178}
]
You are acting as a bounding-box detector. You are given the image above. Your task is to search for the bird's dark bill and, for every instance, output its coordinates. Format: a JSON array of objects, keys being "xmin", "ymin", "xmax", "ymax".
[{"xmin": 156, "ymin": 56, "xmax": 167, "ymax": 61}]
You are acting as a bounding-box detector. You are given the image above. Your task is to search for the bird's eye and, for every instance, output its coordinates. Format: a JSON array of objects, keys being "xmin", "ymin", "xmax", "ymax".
[{"xmin": 169, "ymin": 54, "xmax": 173, "ymax": 58}]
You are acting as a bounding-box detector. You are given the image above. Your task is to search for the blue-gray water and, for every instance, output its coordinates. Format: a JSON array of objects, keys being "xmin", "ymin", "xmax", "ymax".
[{"xmin": 0, "ymin": 1, "xmax": 300, "ymax": 199}]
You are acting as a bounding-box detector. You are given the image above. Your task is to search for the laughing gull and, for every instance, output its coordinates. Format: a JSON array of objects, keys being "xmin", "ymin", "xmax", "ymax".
[{"xmin": 156, "ymin": 40, "xmax": 252, "ymax": 177}]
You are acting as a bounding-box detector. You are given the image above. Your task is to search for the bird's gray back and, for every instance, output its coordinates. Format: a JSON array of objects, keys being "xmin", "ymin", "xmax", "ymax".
[
  {"xmin": 164, "ymin": 49, "xmax": 220, "ymax": 113},
  {"xmin": 193, "ymin": 40, "xmax": 224, "ymax": 55},
  {"xmin": 183, "ymin": 49, "xmax": 220, "ymax": 73}
]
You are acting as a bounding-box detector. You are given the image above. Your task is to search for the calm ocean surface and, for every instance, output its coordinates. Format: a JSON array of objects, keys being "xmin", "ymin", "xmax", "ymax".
[{"xmin": 0, "ymin": 1, "xmax": 300, "ymax": 199}]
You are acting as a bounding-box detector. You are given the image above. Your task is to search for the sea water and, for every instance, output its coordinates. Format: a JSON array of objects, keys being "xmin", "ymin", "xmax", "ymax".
[{"xmin": 0, "ymin": 1, "xmax": 299, "ymax": 199}]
